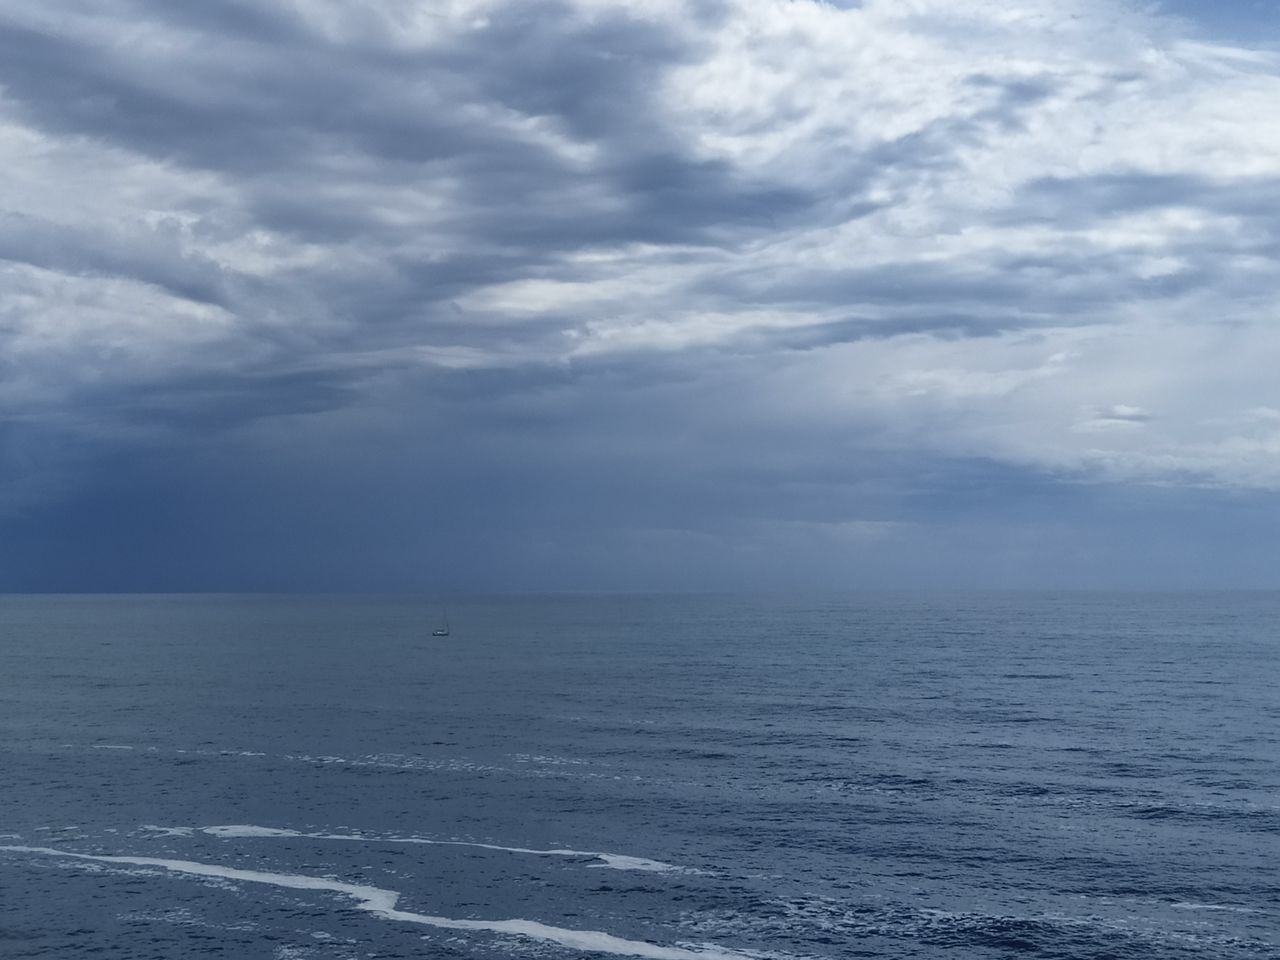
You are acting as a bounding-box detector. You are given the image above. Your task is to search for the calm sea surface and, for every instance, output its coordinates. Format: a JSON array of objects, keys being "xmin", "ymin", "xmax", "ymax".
[{"xmin": 0, "ymin": 593, "xmax": 1276, "ymax": 959}]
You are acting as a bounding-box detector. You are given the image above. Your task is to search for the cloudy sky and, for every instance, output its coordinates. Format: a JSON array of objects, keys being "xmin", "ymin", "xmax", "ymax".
[{"xmin": 3, "ymin": 0, "xmax": 1280, "ymax": 591}]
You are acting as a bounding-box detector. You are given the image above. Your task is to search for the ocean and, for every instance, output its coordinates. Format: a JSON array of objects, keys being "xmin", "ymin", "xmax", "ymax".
[{"xmin": 0, "ymin": 592, "xmax": 1276, "ymax": 959}]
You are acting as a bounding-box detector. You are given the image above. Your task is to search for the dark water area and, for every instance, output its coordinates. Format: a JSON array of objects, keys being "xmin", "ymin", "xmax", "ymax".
[{"xmin": 0, "ymin": 593, "xmax": 1276, "ymax": 959}]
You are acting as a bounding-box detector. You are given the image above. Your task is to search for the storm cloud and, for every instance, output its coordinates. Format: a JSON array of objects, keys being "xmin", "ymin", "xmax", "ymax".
[{"xmin": 3, "ymin": 0, "xmax": 1280, "ymax": 590}]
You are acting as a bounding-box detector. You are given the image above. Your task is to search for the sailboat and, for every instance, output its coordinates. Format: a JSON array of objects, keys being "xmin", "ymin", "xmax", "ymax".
[{"xmin": 432, "ymin": 609, "xmax": 450, "ymax": 637}]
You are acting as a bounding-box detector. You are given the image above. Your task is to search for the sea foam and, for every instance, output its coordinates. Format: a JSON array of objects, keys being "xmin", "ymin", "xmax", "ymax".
[
  {"xmin": 0, "ymin": 846, "xmax": 750, "ymax": 960},
  {"xmin": 199, "ymin": 824, "xmax": 688, "ymax": 873},
  {"xmin": 140, "ymin": 825, "xmax": 195, "ymax": 838}
]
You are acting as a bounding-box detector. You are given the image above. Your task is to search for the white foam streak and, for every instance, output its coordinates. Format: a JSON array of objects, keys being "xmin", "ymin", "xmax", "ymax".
[
  {"xmin": 203, "ymin": 825, "xmax": 299, "ymax": 838},
  {"xmin": 141, "ymin": 825, "xmax": 195, "ymax": 837},
  {"xmin": 593, "ymin": 854, "xmax": 682, "ymax": 873},
  {"xmin": 1169, "ymin": 901, "xmax": 1260, "ymax": 914},
  {"xmin": 0, "ymin": 846, "xmax": 748, "ymax": 960},
  {"xmin": 200, "ymin": 824, "xmax": 686, "ymax": 873}
]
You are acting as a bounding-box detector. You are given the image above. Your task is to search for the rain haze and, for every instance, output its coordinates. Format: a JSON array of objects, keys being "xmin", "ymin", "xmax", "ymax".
[{"xmin": 4, "ymin": 0, "xmax": 1280, "ymax": 592}]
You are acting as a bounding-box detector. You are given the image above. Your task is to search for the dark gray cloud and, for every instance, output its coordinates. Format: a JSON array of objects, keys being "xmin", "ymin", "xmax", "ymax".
[
  {"xmin": 3, "ymin": 0, "xmax": 1280, "ymax": 589},
  {"xmin": 0, "ymin": 212, "xmax": 232, "ymax": 306}
]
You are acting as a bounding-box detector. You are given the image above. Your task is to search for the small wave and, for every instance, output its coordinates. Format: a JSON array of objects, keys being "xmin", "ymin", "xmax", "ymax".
[
  {"xmin": 512, "ymin": 754, "xmax": 591, "ymax": 766},
  {"xmin": 199, "ymin": 824, "xmax": 692, "ymax": 873},
  {"xmin": 119, "ymin": 906, "xmax": 259, "ymax": 934},
  {"xmin": 284, "ymin": 750, "xmax": 645, "ymax": 784},
  {"xmin": 0, "ymin": 846, "xmax": 751, "ymax": 960},
  {"xmin": 1169, "ymin": 902, "xmax": 1261, "ymax": 914},
  {"xmin": 1121, "ymin": 801, "xmax": 1280, "ymax": 829},
  {"xmin": 203, "ymin": 825, "xmax": 298, "ymax": 839},
  {"xmin": 998, "ymin": 673, "xmax": 1071, "ymax": 680},
  {"xmin": 140, "ymin": 826, "xmax": 196, "ymax": 838}
]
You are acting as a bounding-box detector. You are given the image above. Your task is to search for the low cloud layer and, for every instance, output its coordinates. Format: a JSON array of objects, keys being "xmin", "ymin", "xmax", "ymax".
[{"xmin": 3, "ymin": 0, "xmax": 1280, "ymax": 589}]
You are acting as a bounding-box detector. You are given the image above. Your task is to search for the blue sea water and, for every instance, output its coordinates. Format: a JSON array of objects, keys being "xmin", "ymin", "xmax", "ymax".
[{"xmin": 0, "ymin": 592, "xmax": 1276, "ymax": 959}]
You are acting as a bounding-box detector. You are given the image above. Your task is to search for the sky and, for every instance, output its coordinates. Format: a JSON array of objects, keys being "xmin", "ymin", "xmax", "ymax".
[{"xmin": 3, "ymin": 0, "xmax": 1280, "ymax": 592}]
